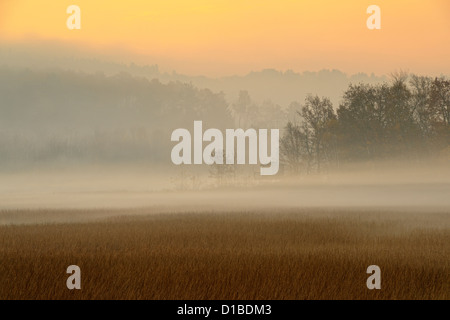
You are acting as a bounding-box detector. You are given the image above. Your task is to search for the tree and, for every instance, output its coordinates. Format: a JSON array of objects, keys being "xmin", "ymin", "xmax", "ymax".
[
  {"xmin": 231, "ymin": 90, "xmax": 252, "ymax": 127},
  {"xmin": 286, "ymin": 101, "xmax": 302, "ymax": 125},
  {"xmin": 409, "ymin": 75, "xmax": 433, "ymax": 137},
  {"xmin": 429, "ymin": 77, "xmax": 450, "ymax": 153},
  {"xmin": 300, "ymin": 95, "xmax": 336, "ymax": 172},
  {"xmin": 280, "ymin": 122, "xmax": 304, "ymax": 174},
  {"xmin": 337, "ymin": 83, "xmax": 387, "ymax": 160},
  {"xmin": 430, "ymin": 77, "xmax": 450, "ymax": 126},
  {"xmin": 208, "ymin": 149, "xmax": 235, "ymax": 187},
  {"xmin": 385, "ymin": 75, "xmax": 423, "ymax": 156}
]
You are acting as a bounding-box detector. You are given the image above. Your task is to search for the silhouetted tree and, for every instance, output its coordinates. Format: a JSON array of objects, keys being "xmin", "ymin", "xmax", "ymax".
[{"xmin": 300, "ymin": 95, "xmax": 336, "ymax": 172}]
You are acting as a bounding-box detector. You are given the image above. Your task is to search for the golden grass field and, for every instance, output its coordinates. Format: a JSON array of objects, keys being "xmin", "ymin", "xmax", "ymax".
[{"xmin": 0, "ymin": 208, "xmax": 448, "ymax": 300}]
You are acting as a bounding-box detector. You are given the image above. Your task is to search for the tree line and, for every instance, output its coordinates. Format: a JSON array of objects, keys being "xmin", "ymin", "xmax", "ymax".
[
  {"xmin": 0, "ymin": 68, "xmax": 448, "ymax": 173},
  {"xmin": 280, "ymin": 73, "xmax": 450, "ymax": 174}
]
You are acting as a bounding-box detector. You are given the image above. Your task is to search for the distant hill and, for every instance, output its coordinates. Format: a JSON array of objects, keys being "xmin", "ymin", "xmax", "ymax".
[{"xmin": 0, "ymin": 42, "xmax": 388, "ymax": 107}]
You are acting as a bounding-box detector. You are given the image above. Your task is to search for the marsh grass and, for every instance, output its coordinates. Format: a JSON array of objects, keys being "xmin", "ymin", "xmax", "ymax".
[{"xmin": 0, "ymin": 209, "xmax": 448, "ymax": 300}]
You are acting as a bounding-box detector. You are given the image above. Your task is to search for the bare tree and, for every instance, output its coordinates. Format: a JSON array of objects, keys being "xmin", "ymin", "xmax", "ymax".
[{"xmin": 300, "ymin": 95, "xmax": 336, "ymax": 173}]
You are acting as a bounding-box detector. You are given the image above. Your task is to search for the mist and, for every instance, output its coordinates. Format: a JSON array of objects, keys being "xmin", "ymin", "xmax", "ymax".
[
  {"xmin": 0, "ymin": 44, "xmax": 449, "ymax": 226},
  {"xmin": 0, "ymin": 41, "xmax": 390, "ymax": 106}
]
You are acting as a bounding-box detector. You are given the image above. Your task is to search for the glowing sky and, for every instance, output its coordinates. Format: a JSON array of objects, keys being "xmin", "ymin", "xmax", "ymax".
[{"xmin": 1, "ymin": 0, "xmax": 449, "ymax": 76}]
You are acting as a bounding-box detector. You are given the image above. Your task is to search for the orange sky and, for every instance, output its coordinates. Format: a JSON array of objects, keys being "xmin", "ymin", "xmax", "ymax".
[{"xmin": 0, "ymin": 0, "xmax": 449, "ymax": 76}]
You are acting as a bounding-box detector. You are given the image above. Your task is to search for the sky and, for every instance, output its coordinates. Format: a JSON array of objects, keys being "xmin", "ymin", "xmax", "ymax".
[{"xmin": 0, "ymin": 0, "xmax": 449, "ymax": 76}]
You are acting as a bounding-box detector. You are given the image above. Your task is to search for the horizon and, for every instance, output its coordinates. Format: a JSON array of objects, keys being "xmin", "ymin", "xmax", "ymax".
[
  {"xmin": 3, "ymin": 40, "xmax": 449, "ymax": 81},
  {"xmin": 0, "ymin": 37, "xmax": 448, "ymax": 80}
]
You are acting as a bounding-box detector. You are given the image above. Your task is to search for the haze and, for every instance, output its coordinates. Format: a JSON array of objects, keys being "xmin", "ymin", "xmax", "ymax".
[
  {"xmin": 0, "ymin": 1, "xmax": 449, "ymax": 226},
  {"xmin": 1, "ymin": 0, "xmax": 449, "ymax": 76}
]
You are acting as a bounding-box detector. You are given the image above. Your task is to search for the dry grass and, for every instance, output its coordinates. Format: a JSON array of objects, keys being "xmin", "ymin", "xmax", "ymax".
[{"xmin": 0, "ymin": 208, "xmax": 448, "ymax": 300}]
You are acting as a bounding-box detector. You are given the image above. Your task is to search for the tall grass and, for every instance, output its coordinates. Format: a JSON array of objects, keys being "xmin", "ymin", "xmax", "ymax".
[{"xmin": 0, "ymin": 209, "xmax": 448, "ymax": 299}]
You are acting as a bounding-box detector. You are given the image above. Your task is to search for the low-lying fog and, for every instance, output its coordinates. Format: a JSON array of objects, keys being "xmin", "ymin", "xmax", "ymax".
[{"xmin": 0, "ymin": 162, "xmax": 449, "ymax": 225}]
